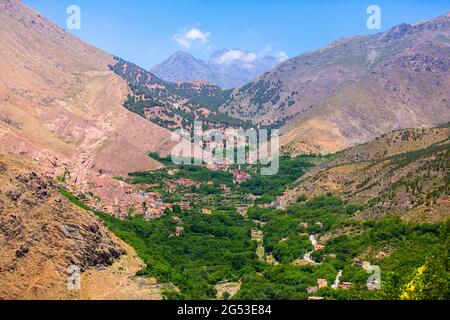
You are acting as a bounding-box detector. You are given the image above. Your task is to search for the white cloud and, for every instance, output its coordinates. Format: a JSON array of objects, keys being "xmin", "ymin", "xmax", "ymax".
[
  {"xmin": 212, "ymin": 48, "xmax": 288, "ymax": 68},
  {"xmin": 214, "ymin": 49, "xmax": 258, "ymax": 65},
  {"xmin": 173, "ymin": 26, "xmax": 211, "ymax": 49},
  {"xmin": 276, "ymin": 51, "xmax": 289, "ymax": 62},
  {"xmin": 259, "ymin": 44, "xmax": 274, "ymax": 56}
]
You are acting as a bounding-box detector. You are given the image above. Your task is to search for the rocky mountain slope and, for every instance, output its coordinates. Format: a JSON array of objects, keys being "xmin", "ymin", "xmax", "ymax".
[
  {"xmin": 151, "ymin": 49, "xmax": 281, "ymax": 89},
  {"xmin": 0, "ymin": 154, "xmax": 168, "ymax": 300},
  {"xmin": 221, "ymin": 12, "xmax": 450, "ymax": 153},
  {"xmin": 0, "ymin": 154, "xmax": 125, "ymax": 299},
  {"xmin": 0, "ymin": 0, "xmax": 176, "ymax": 185},
  {"xmin": 110, "ymin": 56, "xmax": 251, "ymax": 131},
  {"xmin": 280, "ymin": 124, "xmax": 450, "ymax": 223}
]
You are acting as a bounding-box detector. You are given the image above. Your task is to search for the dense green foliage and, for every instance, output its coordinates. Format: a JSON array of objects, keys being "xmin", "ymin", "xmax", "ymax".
[
  {"xmin": 128, "ymin": 162, "xmax": 235, "ymax": 189},
  {"xmin": 239, "ymin": 155, "xmax": 316, "ymax": 202},
  {"xmin": 62, "ymin": 124, "xmax": 450, "ymax": 301},
  {"xmin": 242, "ymin": 196, "xmax": 449, "ymax": 300},
  {"xmin": 62, "ymin": 186, "xmax": 449, "ymax": 300},
  {"xmin": 101, "ymin": 208, "xmax": 257, "ymax": 299}
]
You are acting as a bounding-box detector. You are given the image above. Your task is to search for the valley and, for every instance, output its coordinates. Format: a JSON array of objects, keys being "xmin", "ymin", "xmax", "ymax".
[
  {"xmin": 60, "ymin": 126, "xmax": 449, "ymax": 300},
  {"xmin": 0, "ymin": 0, "xmax": 448, "ymax": 301},
  {"xmin": 63, "ymin": 181, "xmax": 449, "ymax": 300}
]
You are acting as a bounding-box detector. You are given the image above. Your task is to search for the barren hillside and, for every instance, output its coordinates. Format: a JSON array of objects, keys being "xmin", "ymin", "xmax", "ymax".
[
  {"xmin": 221, "ymin": 12, "xmax": 450, "ymax": 153},
  {"xmin": 0, "ymin": 0, "xmax": 176, "ymax": 186}
]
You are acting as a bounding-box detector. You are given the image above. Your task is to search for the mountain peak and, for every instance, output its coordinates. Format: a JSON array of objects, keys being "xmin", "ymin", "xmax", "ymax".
[
  {"xmin": 172, "ymin": 50, "xmax": 196, "ymax": 59},
  {"xmin": 151, "ymin": 49, "xmax": 280, "ymax": 89},
  {"xmin": 162, "ymin": 51, "xmax": 199, "ymax": 64}
]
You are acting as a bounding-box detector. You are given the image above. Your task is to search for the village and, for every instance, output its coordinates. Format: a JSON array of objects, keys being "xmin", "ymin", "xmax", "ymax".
[
  {"xmin": 306, "ymin": 260, "xmax": 381, "ymax": 300},
  {"xmin": 70, "ymin": 161, "xmax": 253, "ymax": 222},
  {"xmin": 58, "ymin": 150, "xmax": 384, "ymax": 299}
]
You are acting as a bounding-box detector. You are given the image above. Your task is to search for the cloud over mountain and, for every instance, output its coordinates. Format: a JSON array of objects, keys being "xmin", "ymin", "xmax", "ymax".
[
  {"xmin": 212, "ymin": 49, "xmax": 258, "ymax": 65},
  {"xmin": 151, "ymin": 49, "xmax": 283, "ymax": 89},
  {"xmin": 173, "ymin": 26, "xmax": 211, "ymax": 49}
]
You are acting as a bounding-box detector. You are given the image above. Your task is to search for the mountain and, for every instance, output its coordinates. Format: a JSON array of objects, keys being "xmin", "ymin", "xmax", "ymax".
[
  {"xmin": 110, "ymin": 56, "xmax": 251, "ymax": 131},
  {"xmin": 0, "ymin": 0, "xmax": 186, "ymax": 298},
  {"xmin": 220, "ymin": 12, "xmax": 450, "ymax": 153},
  {"xmin": 150, "ymin": 51, "xmax": 218, "ymax": 85},
  {"xmin": 0, "ymin": 154, "xmax": 125, "ymax": 299},
  {"xmin": 0, "ymin": 0, "xmax": 248, "ymax": 219},
  {"xmin": 0, "ymin": 0, "xmax": 182, "ymax": 186},
  {"xmin": 279, "ymin": 123, "xmax": 450, "ymax": 223},
  {"xmin": 151, "ymin": 49, "xmax": 283, "ymax": 89}
]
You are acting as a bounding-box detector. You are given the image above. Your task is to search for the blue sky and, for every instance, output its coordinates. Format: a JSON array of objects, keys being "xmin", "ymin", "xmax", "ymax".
[{"xmin": 24, "ymin": 0, "xmax": 450, "ymax": 69}]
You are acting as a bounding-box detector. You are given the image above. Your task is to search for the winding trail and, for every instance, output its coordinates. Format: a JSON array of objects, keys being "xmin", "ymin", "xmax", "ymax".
[
  {"xmin": 332, "ymin": 270, "xmax": 343, "ymax": 289},
  {"xmin": 303, "ymin": 234, "xmax": 320, "ymax": 265}
]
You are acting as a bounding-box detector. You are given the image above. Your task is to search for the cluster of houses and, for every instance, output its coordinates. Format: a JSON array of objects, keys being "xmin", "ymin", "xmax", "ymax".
[
  {"xmin": 174, "ymin": 178, "xmax": 201, "ymax": 188},
  {"xmin": 231, "ymin": 168, "xmax": 251, "ymax": 184},
  {"xmin": 307, "ymin": 278, "xmax": 355, "ymax": 299},
  {"xmin": 307, "ymin": 279, "xmax": 328, "ymax": 294},
  {"xmin": 165, "ymin": 178, "xmax": 202, "ymax": 192},
  {"xmin": 143, "ymin": 202, "xmax": 173, "ymax": 220},
  {"xmin": 205, "ymin": 160, "xmax": 252, "ymax": 185},
  {"xmin": 206, "ymin": 162, "xmax": 230, "ymax": 172},
  {"xmin": 307, "ymin": 260, "xmax": 381, "ymax": 298},
  {"xmin": 81, "ymin": 180, "xmax": 196, "ymax": 220},
  {"xmin": 88, "ymin": 181, "xmax": 223, "ymax": 222},
  {"xmin": 143, "ymin": 199, "xmax": 193, "ymax": 220},
  {"xmin": 78, "ymin": 157, "xmax": 255, "ymax": 222}
]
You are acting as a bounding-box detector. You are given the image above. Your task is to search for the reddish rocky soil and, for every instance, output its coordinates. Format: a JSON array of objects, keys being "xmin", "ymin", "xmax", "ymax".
[{"xmin": 0, "ymin": 0, "xmax": 175, "ymax": 189}]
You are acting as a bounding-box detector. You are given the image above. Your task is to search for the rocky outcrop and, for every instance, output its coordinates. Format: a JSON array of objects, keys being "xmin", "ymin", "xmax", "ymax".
[{"xmin": 0, "ymin": 155, "xmax": 125, "ymax": 299}]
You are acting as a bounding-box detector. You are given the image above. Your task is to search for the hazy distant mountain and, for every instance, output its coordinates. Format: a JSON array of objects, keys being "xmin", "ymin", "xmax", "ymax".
[
  {"xmin": 150, "ymin": 51, "xmax": 216, "ymax": 85},
  {"xmin": 151, "ymin": 49, "xmax": 284, "ymax": 89}
]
